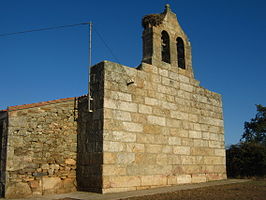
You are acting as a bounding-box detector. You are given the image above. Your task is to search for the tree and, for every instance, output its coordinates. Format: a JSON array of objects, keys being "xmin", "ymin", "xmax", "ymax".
[
  {"xmin": 226, "ymin": 142, "xmax": 266, "ymax": 177},
  {"xmin": 226, "ymin": 104, "xmax": 266, "ymax": 177},
  {"xmin": 241, "ymin": 104, "xmax": 266, "ymax": 145}
]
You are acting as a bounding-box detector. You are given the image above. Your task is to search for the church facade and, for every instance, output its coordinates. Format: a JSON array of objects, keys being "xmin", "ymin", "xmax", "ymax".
[{"xmin": 0, "ymin": 5, "xmax": 226, "ymax": 198}]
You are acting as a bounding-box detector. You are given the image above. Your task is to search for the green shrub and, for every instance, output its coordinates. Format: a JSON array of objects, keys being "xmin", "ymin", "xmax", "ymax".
[{"xmin": 226, "ymin": 142, "xmax": 266, "ymax": 177}]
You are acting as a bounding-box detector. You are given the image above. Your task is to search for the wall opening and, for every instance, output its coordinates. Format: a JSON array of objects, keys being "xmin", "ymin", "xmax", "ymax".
[
  {"xmin": 177, "ymin": 37, "xmax": 185, "ymax": 69},
  {"xmin": 161, "ymin": 31, "xmax": 170, "ymax": 64}
]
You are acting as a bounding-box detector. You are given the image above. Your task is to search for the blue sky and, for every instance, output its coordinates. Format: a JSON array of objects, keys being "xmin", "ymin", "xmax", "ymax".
[{"xmin": 0, "ymin": 0, "xmax": 265, "ymax": 145}]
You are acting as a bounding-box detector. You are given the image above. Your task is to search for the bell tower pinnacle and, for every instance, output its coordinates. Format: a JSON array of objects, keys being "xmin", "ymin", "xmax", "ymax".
[{"xmin": 141, "ymin": 4, "xmax": 194, "ymax": 78}]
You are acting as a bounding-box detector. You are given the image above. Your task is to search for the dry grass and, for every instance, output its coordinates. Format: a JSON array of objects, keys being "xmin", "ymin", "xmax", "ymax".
[{"xmin": 120, "ymin": 179, "xmax": 266, "ymax": 200}]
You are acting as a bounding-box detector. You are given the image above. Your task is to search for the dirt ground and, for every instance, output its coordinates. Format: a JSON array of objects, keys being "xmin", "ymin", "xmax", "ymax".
[{"xmin": 119, "ymin": 179, "xmax": 266, "ymax": 200}]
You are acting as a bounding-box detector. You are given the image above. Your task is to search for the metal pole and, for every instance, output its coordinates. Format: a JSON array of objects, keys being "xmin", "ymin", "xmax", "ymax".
[
  {"xmin": 88, "ymin": 21, "xmax": 93, "ymax": 112},
  {"xmin": 89, "ymin": 21, "xmax": 92, "ymax": 68}
]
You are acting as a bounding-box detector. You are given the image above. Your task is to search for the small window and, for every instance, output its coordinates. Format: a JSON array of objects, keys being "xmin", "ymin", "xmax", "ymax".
[
  {"xmin": 177, "ymin": 37, "xmax": 185, "ymax": 69},
  {"xmin": 161, "ymin": 31, "xmax": 170, "ymax": 64}
]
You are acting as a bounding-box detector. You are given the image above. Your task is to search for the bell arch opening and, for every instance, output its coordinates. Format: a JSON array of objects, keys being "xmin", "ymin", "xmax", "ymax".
[
  {"xmin": 161, "ymin": 31, "xmax": 171, "ymax": 64},
  {"xmin": 177, "ymin": 37, "xmax": 185, "ymax": 69}
]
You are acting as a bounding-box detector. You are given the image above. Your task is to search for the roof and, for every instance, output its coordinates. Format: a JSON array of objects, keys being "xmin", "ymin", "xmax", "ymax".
[{"xmin": 2, "ymin": 97, "xmax": 79, "ymax": 112}]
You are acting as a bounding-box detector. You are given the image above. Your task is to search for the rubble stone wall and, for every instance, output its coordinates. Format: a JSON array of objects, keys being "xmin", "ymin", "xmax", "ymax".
[
  {"xmin": 5, "ymin": 98, "xmax": 78, "ymax": 198},
  {"xmin": 101, "ymin": 61, "xmax": 226, "ymax": 193}
]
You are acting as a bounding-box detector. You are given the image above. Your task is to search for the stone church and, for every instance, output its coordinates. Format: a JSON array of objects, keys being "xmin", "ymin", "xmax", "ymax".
[{"xmin": 0, "ymin": 5, "xmax": 226, "ymax": 198}]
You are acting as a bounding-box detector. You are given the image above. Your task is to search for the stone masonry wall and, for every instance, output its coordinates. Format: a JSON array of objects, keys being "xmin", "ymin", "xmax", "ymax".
[
  {"xmin": 5, "ymin": 98, "xmax": 77, "ymax": 198},
  {"xmin": 0, "ymin": 112, "xmax": 8, "ymax": 197},
  {"xmin": 102, "ymin": 60, "xmax": 226, "ymax": 193},
  {"xmin": 77, "ymin": 63, "xmax": 104, "ymax": 192}
]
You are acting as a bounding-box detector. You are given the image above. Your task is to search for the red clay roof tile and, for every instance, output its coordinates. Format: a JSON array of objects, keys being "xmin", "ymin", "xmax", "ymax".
[{"xmin": 7, "ymin": 97, "xmax": 77, "ymax": 111}]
